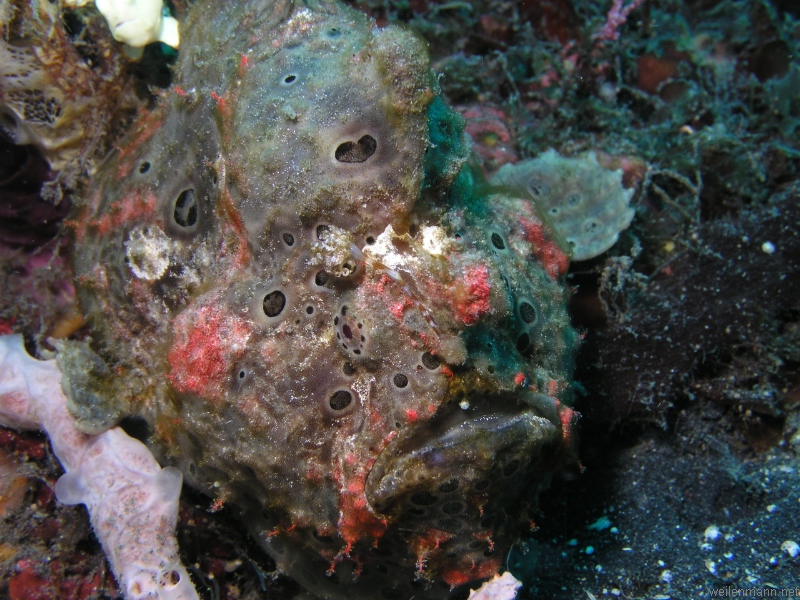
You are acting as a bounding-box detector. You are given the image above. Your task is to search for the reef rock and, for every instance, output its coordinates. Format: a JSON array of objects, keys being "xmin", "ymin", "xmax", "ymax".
[
  {"xmin": 64, "ymin": 0, "xmax": 579, "ymax": 597},
  {"xmin": 0, "ymin": 0, "xmax": 136, "ymax": 174}
]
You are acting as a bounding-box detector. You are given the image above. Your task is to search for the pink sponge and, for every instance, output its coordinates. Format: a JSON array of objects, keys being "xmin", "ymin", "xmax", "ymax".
[{"xmin": 0, "ymin": 334, "xmax": 198, "ymax": 600}]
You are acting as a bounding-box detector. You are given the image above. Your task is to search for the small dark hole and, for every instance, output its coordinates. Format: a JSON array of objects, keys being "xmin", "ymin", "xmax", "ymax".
[
  {"xmin": 516, "ymin": 333, "xmax": 531, "ymax": 355},
  {"xmin": 334, "ymin": 316, "xmax": 339, "ymax": 325},
  {"xmin": 503, "ymin": 459, "xmax": 520, "ymax": 476},
  {"xmin": 341, "ymin": 305, "xmax": 348, "ymax": 316},
  {"xmin": 366, "ymin": 236, "xmax": 375, "ymax": 245},
  {"xmin": 239, "ymin": 370, "xmax": 246, "ymax": 379},
  {"xmin": 168, "ymin": 570, "xmax": 181, "ymax": 585},
  {"xmin": 283, "ymin": 232, "xmax": 295, "ymax": 246},
  {"xmin": 441, "ymin": 501, "xmax": 463, "ymax": 515},
  {"xmin": 139, "ymin": 161, "xmax": 151, "ymax": 174},
  {"xmin": 487, "ymin": 365, "xmax": 495, "ymax": 374},
  {"xmin": 490, "ymin": 232, "xmax": 505, "ymax": 250},
  {"xmin": 437, "ymin": 518, "xmax": 462, "ymax": 532},
  {"xmin": 313, "ymin": 531, "xmax": 334, "ymax": 543},
  {"xmin": 329, "ymin": 390, "xmax": 352, "ymax": 411},
  {"xmin": 174, "ymin": 189, "xmax": 198, "ymax": 228},
  {"xmin": 189, "ymin": 463, "xmax": 196, "ymax": 476},
  {"xmin": 410, "ymin": 491, "xmax": 438, "ymax": 506},
  {"xmin": 335, "ymin": 135, "xmax": 377, "ymax": 163},
  {"xmin": 474, "ymin": 480, "xmax": 490, "ymax": 491},
  {"xmin": 407, "ymin": 507, "xmax": 426, "ymax": 516},
  {"xmin": 306, "ymin": 306, "xmax": 314, "ymax": 315},
  {"xmin": 519, "ymin": 301, "xmax": 537, "ymax": 324},
  {"xmin": 421, "ymin": 352, "xmax": 440, "ymax": 370},
  {"xmin": 315, "ymin": 271, "xmax": 329, "ymax": 287},
  {"xmin": 438, "ymin": 479, "xmax": 458, "ymax": 493},
  {"xmin": 316, "ymin": 224, "xmax": 330, "ymax": 240},
  {"xmin": 469, "ymin": 540, "xmax": 481, "ymax": 549},
  {"xmin": 263, "ymin": 290, "xmax": 286, "ymax": 317},
  {"xmin": 343, "ymin": 362, "xmax": 356, "ymax": 376},
  {"xmin": 393, "ymin": 373, "xmax": 408, "ymax": 388},
  {"xmin": 353, "ymin": 349, "xmax": 361, "ymax": 355},
  {"xmin": 284, "ymin": 74, "xmax": 297, "ymax": 84},
  {"xmin": 342, "ymin": 324, "xmax": 353, "ymax": 339},
  {"xmin": 119, "ymin": 416, "xmax": 150, "ymax": 442}
]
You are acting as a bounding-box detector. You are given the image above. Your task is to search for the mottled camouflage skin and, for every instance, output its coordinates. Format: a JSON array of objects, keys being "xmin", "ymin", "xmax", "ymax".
[{"xmin": 64, "ymin": 1, "xmax": 578, "ymax": 597}]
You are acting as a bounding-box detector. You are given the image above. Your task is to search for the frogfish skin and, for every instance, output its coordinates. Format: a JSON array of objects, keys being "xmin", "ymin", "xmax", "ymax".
[{"xmin": 62, "ymin": 0, "xmax": 579, "ymax": 597}]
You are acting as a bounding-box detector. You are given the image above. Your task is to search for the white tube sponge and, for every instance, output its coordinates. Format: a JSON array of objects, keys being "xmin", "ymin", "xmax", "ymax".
[
  {"xmin": 64, "ymin": 0, "xmax": 180, "ymax": 51},
  {"xmin": 0, "ymin": 334, "xmax": 198, "ymax": 600},
  {"xmin": 468, "ymin": 572, "xmax": 523, "ymax": 600}
]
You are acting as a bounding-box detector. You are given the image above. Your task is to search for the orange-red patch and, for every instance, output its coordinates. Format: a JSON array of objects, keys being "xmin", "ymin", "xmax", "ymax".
[
  {"xmin": 167, "ymin": 304, "xmax": 252, "ymax": 401},
  {"xmin": 519, "ymin": 216, "xmax": 569, "ymax": 279},
  {"xmin": 452, "ymin": 264, "xmax": 491, "ymax": 325},
  {"xmin": 441, "ymin": 557, "xmax": 501, "ymax": 588},
  {"xmin": 87, "ymin": 191, "xmax": 158, "ymax": 238}
]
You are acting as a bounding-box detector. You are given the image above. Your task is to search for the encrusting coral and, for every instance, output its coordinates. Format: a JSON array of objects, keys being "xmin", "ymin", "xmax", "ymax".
[{"xmin": 491, "ymin": 149, "xmax": 636, "ymax": 261}]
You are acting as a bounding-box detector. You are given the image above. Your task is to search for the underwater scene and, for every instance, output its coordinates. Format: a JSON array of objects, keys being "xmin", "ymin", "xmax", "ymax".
[{"xmin": 0, "ymin": 0, "xmax": 798, "ymax": 598}]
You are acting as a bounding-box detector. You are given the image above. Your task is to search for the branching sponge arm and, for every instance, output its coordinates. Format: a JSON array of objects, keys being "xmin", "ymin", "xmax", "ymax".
[{"xmin": 0, "ymin": 334, "xmax": 198, "ymax": 600}]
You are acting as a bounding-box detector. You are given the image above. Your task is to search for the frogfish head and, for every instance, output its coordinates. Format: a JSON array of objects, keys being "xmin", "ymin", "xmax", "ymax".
[{"xmin": 64, "ymin": 1, "xmax": 579, "ymax": 598}]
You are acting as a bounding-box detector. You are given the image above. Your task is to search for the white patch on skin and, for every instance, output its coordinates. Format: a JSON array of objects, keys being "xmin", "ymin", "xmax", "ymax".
[
  {"xmin": 421, "ymin": 225, "xmax": 449, "ymax": 256},
  {"xmin": 364, "ymin": 224, "xmax": 421, "ymax": 271},
  {"xmin": 125, "ymin": 225, "xmax": 173, "ymax": 281},
  {"xmin": 310, "ymin": 225, "xmax": 356, "ymax": 277}
]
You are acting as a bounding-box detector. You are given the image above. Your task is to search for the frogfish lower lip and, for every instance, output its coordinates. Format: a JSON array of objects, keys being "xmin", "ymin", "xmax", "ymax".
[{"xmin": 365, "ymin": 392, "xmax": 562, "ymax": 514}]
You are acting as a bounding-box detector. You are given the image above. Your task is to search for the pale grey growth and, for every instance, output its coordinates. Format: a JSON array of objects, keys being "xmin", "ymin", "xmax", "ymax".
[{"xmin": 492, "ymin": 149, "xmax": 636, "ymax": 261}]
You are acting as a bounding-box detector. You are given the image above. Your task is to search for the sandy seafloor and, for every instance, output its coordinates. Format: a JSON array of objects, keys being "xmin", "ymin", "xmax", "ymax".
[{"xmin": 1, "ymin": 0, "xmax": 799, "ymax": 598}]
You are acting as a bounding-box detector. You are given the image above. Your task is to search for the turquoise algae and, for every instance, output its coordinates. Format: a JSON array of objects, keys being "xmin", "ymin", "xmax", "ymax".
[{"xmin": 62, "ymin": 0, "xmax": 579, "ymax": 597}]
